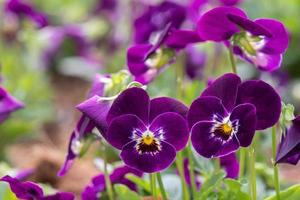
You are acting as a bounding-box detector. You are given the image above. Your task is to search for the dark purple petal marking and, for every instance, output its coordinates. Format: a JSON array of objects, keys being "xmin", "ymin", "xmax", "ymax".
[
  {"xmin": 107, "ymin": 114, "xmax": 147, "ymax": 150},
  {"xmin": 201, "ymin": 73, "xmax": 241, "ymax": 111},
  {"xmin": 229, "ymin": 103, "xmax": 256, "ymax": 147},
  {"xmin": 197, "ymin": 6, "xmax": 247, "ymax": 41},
  {"xmin": 150, "ymin": 112, "xmax": 189, "ymax": 151},
  {"xmin": 107, "ymin": 87, "xmax": 150, "ymax": 124},
  {"xmin": 236, "ymin": 80, "xmax": 281, "ymax": 130},
  {"xmin": 188, "ymin": 96, "xmax": 228, "ymax": 129},
  {"xmin": 120, "ymin": 141, "xmax": 176, "ymax": 173},
  {"xmin": 149, "ymin": 97, "xmax": 188, "ymax": 122}
]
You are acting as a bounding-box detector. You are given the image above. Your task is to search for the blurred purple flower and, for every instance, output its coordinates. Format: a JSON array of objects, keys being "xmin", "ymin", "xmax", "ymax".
[
  {"xmin": 197, "ymin": 6, "xmax": 289, "ymax": 71},
  {"xmin": 58, "ymin": 74, "xmax": 111, "ymax": 176},
  {"xmin": 42, "ymin": 25, "xmax": 99, "ymax": 69},
  {"xmin": 4, "ymin": 0, "xmax": 48, "ymax": 28},
  {"xmin": 105, "ymin": 87, "xmax": 189, "ymax": 173},
  {"xmin": 82, "ymin": 165, "xmax": 143, "ymax": 200},
  {"xmin": 181, "ymin": 159, "xmax": 201, "ymax": 190},
  {"xmin": 188, "ymin": 73, "xmax": 281, "ymax": 158},
  {"xmin": 128, "ymin": 24, "xmax": 203, "ymax": 84},
  {"xmin": 185, "ymin": 46, "xmax": 206, "ymax": 80},
  {"xmin": 0, "ymin": 175, "xmax": 74, "ymax": 200},
  {"xmin": 134, "ymin": 1, "xmax": 187, "ymax": 44},
  {"xmin": 220, "ymin": 153, "xmax": 239, "ymax": 179},
  {"xmin": 0, "ymin": 87, "xmax": 24, "ymax": 123},
  {"xmin": 276, "ymin": 116, "xmax": 300, "ymax": 165}
]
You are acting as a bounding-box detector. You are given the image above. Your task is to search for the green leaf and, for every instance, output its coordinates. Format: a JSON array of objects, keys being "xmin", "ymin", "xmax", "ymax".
[
  {"xmin": 114, "ymin": 184, "xmax": 141, "ymax": 200},
  {"xmin": 264, "ymin": 184, "xmax": 300, "ymax": 200},
  {"xmin": 198, "ymin": 171, "xmax": 226, "ymax": 200}
]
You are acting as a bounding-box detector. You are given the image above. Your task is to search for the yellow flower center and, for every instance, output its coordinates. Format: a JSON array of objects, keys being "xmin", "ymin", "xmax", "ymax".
[
  {"xmin": 220, "ymin": 123, "xmax": 233, "ymax": 136},
  {"xmin": 142, "ymin": 134, "xmax": 155, "ymax": 145}
]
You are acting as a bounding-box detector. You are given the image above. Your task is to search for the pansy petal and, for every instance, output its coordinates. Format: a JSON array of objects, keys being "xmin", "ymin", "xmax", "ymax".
[
  {"xmin": 107, "ymin": 114, "xmax": 147, "ymax": 150},
  {"xmin": 150, "ymin": 112, "xmax": 189, "ymax": 151},
  {"xmin": 149, "ymin": 97, "xmax": 188, "ymax": 122},
  {"xmin": 201, "ymin": 73, "xmax": 241, "ymax": 111},
  {"xmin": 120, "ymin": 141, "xmax": 176, "ymax": 173},
  {"xmin": 227, "ymin": 14, "xmax": 272, "ymax": 37},
  {"xmin": 0, "ymin": 175, "xmax": 43, "ymax": 199},
  {"xmin": 255, "ymin": 19, "xmax": 289, "ymax": 54},
  {"xmin": 230, "ymin": 103, "xmax": 256, "ymax": 147},
  {"xmin": 236, "ymin": 80, "xmax": 281, "ymax": 130},
  {"xmin": 58, "ymin": 116, "xmax": 96, "ymax": 176},
  {"xmin": 165, "ymin": 30, "xmax": 203, "ymax": 49},
  {"xmin": 0, "ymin": 87, "xmax": 24, "ymax": 122},
  {"xmin": 247, "ymin": 52, "xmax": 282, "ymax": 71},
  {"xmin": 188, "ymin": 96, "xmax": 228, "ymax": 128},
  {"xmin": 191, "ymin": 121, "xmax": 223, "ymax": 158},
  {"xmin": 76, "ymin": 96, "xmax": 111, "ymax": 138},
  {"xmin": 197, "ymin": 6, "xmax": 247, "ymax": 41},
  {"xmin": 215, "ymin": 137, "xmax": 240, "ymax": 157},
  {"xmin": 107, "ymin": 87, "xmax": 150, "ymax": 124},
  {"xmin": 220, "ymin": 153, "xmax": 239, "ymax": 179},
  {"xmin": 127, "ymin": 44, "xmax": 152, "ymax": 76},
  {"xmin": 276, "ymin": 117, "xmax": 300, "ymax": 164}
]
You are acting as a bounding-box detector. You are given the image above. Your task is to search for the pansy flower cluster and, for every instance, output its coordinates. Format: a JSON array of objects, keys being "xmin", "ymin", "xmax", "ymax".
[{"xmin": 2, "ymin": 2, "xmax": 298, "ymax": 200}]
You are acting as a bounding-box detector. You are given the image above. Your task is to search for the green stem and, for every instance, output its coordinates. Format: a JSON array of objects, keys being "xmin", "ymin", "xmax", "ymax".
[
  {"xmin": 272, "ymin": 125, "xmax": 281, "ymax": 200},
  {"xmin": 175, "ymin": 151, "xmax": 189, "ymax": 200},
  {"xmin": 103, "ymin": 145, "xmax": 114, "ymax": 200},
  {"xmin": 249, "ymin": 145, "xmax": 257, "ymax": 200},
  {"xmin": 228, "ymin": 45, "xmax": 237, "ymax": 74},
  {"xmin": 239, "ymin": 148, "xmax": 246, "ymax": 178},
  {"xmin": 157, "ymin": 173, "xmax": 168, "ymax": 200},
  {"xmin": 150, "ymin": 174, "xmax": 158, "ymax": 200},
  {"xmin": 187, "ymin": 141, "xmax": 198, "ymax": 199}
]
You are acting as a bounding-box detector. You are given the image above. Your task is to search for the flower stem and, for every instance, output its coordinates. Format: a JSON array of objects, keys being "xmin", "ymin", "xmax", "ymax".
[
  {"xmin": 272, "ymin": 125, "xmax": 281, "ymax": 200},
  {"xmin": 157, "ymin": 173, "xmax": 168, "ymax": 200},
  {"xmin": 228, "ymin": 45, "xmax": 237, "ymax": 74},
  {"xmin": 103, "ymin": 144, "xmax": 114, "ymax": 200},
  {"xmin": 150, "ymin": 173, "xmax": 158, "ymax": 200},
  {"xmin": 187, "ymin": 141, "xmax": 198, "ymax": 199},
  {"xmin": 249, "ymin": 145, "xmax": 256, "ymax": 200},
  {"xmin": 175, "ymin": 151, "xmax": 189, "ymax": 200},
  {"xmin": 239, "ymin": 148, "xmax": 246, "ymax": 178}
]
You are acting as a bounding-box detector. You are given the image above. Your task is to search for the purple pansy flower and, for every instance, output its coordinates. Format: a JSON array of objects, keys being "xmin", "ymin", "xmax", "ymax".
[
  {"xmin": 0, "ymin": 87, "xmax": 24, "ymax": 123},
  {"xmin": 105, "ymin": 87, "xmax": 189, "ymax": 173},
  {"xmin": 197, "ymin": 6, "xmax": 289, "ymax": 71},
  {"xmin": 4, "ymin": 0, "xmax": 48, "ymax": 28},
  {"xmin": 134, "ymin": 1, "xmax": 186, "ymax": 44},
  {"xmin": 188, "ymin": 73, "xmax": 281, "ymax": 158},
  {"xmin": 128, "ymin": 24, "xmax": 202, "ymax": 84},
  {"xmin": 58, "ymin": 74, "xmax": 111, "ymax": 176},
  {"xmin": 276, "ymin": 116, "xmax": 300, "ymax": 165},
  {"xmin": 0, "ymin": 175, "xmax": 74, "ymax": 200},
  {"xmin": 82, "ymin": 165, "xmax": 143, "ymax": 200}
]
